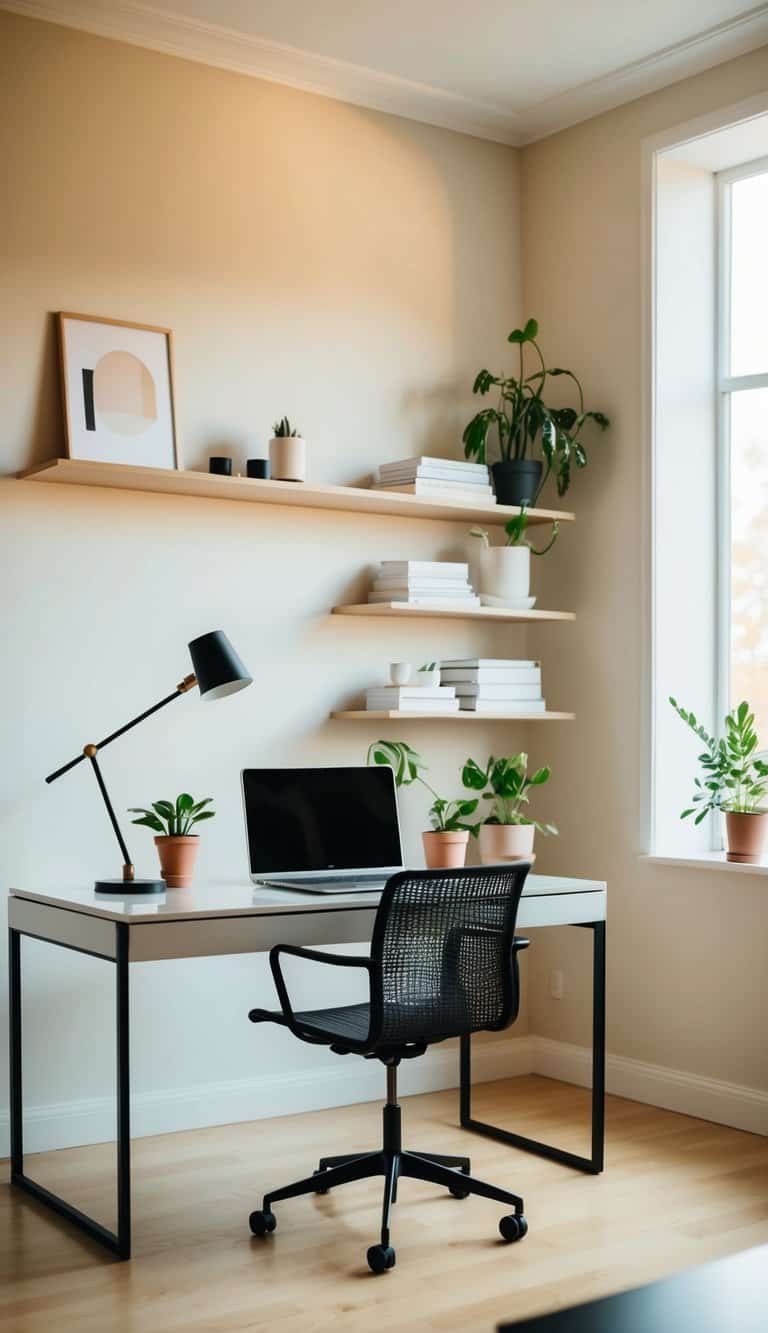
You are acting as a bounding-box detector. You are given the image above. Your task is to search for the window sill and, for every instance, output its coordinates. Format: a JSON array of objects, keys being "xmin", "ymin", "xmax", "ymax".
[{"xmin": 641, "ymin": 853, "xmax": 768, "ymax": 877}]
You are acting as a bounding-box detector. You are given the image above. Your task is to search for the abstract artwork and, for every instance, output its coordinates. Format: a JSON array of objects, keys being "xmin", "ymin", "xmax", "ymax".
[{"xmin": 57, "ymin": 313, "xmax": 180, "ymax": 469}]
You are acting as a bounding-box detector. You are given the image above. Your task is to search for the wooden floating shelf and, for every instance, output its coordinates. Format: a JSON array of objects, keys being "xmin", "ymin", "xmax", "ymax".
[
  {"xmin": 332, "ymin": 603, "xmax": 575, "ymax": 623},
  {"xmin": 20, "ymin": 459, "xmax": 574, "ymax": 528},
  {"xmin": 331, "ymin": 710, "xmax": 575, "ymax": 721}
]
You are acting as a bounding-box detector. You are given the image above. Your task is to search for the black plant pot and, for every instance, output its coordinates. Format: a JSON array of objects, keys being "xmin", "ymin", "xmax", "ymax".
[{"xmin": 492, "ymin": 459, "xmax": 543, "ymax": 507}]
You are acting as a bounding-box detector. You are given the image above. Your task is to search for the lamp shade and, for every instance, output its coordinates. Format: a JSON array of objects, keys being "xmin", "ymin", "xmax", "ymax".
[{"xmin": 188, "ymin": 630, "xmax": 252, "ymax": 701}]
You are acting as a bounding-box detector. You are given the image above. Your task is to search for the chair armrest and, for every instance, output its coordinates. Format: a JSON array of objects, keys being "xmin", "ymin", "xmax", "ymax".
[
  {"xmin": 269, "ymin": 944, "xmax": 372, "ymax": 1027},
  {"xmin": 513, "ymin": 936, "xmax": 531, "ymax": 952}
]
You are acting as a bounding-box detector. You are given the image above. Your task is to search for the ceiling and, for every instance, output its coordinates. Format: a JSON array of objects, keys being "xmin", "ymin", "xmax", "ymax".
[{"xmin": 6, "ymin": 0, "xmax": 768, "ymax": 142}]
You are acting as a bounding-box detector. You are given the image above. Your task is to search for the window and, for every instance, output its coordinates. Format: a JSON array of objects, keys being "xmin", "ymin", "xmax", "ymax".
[{"xmin": 718, "ymin": 159, "xmax": 768, "ymax": 747}]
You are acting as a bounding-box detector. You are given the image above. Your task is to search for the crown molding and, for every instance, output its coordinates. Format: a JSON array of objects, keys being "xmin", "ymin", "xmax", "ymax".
[
  {"xmin": 518, "ymin": 4, "xmax": 768, "ymax": 142},
  {"xmin": 3, "ymin": 0, "xmax": 768, "ymax": 147},
  {"xmin": 0, "ymin": 0, "xmax": 522, "ymax": 145}
]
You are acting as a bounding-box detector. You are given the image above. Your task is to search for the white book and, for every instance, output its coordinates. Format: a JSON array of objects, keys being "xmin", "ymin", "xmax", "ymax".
[
  {"xmin": 453, "ymin": 683, "xmax": 543, "ymax": 700},
  {"xmin": 379, "ymin": 467, "xmax": 491, "ymax": 486},
  {"xmin": 373, "ymin": 576, "xmax": 473, "ymax": 591},
  {"xmin": 442, "ymin": 668, "xmax": 541, "ymax": 686},
  {"xmin": 458, "ymin": 699, "xmax": 547, "ymax": 713},
  {"xmin": 379, "ymin": 455, "xmax": 488, "ymax": 477},
  {"xmin": 373, "ymin": 485, "xmax": 496, "ymax": 503},
  {"xmin": 380, "ymin": 561, "xmax": 469, "ymax": 577},
  {"xmin": 367, "ymin": 699, "xmax": 460, "ymax": 713},
  {"xmin": 368, "ymin": 594, "xmax": 481, "ymax": 608},
  {"xmin": 366, "ymin": 685, "xmax": 456, "ymax": 701},
  {"xmin": 441, "ymin": 659, "xmax": 540, "ymax": 669}
]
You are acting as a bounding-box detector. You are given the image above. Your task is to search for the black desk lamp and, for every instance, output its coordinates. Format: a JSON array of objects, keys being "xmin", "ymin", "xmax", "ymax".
[{"xmin": 45, "ymin": 630, "xmax": 252, "ymax": 894}]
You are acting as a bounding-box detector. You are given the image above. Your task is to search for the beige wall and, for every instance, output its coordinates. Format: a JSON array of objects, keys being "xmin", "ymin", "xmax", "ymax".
[
  {"xmin": 0, "ymin": 11, "xmax": 524, "ymax": 1148},
  {"xmin": 522, "ymin": 47, "xmax": 768, "ymax": 1091}
]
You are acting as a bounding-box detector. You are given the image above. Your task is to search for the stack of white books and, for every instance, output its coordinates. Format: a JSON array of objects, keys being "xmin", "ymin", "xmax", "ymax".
[
  {"xmin": 368, "ymin": 560, "xmax": 480, "ymax": 609},
  {"xmin": 365, "ymin": 684, "xmax": 459, "ymax": 713},
  {"xmin": 440, "ymin": 659, "xmax": 546, "ymax": 713},
  {"xmin": 373, "ymin": 456, "xmax": 496, "ymax": 506}
]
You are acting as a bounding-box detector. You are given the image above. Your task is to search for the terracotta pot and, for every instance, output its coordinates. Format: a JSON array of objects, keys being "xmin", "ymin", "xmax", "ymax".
[
  {"xmin": 422, "ymin": 829, "xmax": 469, "ymax": 870},
  {"xmin": 269, "ymin": 436, "xmax": 306, "ymax": 482},
  {"xmin": 154, "ymin": 835, "xmax": 200, "ymax": 888},
  {"xmin": 724, "ymin": 811, "xmax": 768, "ymax": 863},
  {"xmin": 478, "ymin": 822, "xmax": 535, "ymax": 865}
]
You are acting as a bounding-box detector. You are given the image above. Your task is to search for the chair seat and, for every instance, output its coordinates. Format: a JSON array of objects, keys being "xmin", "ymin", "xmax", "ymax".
[{"xmin": 295, "ymin": 1002, "xmax": 370, "ymax": 1044}]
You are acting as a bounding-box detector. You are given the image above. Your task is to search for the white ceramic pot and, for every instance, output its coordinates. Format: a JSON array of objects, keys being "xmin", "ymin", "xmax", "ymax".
[
  {"xmin": 269, "ymin": 436, "xmax": 306, "ymax": 482},
  {"xmin": 479, "ymin": 545, "xmax": 530, "ymax": 605},
  {"xmin": 477, "ymin": 822, "xmax": 535, "ymax": 864},
  {"xmin": 416, "ymin": 668, "xmax": 440, "ymax": 689},
  {"xmin": 389, "ymin": 662, "xmax": 412, "ymax": 685}
]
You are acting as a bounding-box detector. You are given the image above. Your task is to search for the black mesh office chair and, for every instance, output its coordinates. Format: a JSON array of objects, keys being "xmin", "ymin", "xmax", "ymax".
[{"xmin": 247, "ymin": 863, "xmax": 532, "ymax": 1273}]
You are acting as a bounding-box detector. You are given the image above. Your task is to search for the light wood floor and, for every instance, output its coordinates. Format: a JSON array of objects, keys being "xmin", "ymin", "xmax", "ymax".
[{"xmin": 2, "ymin": 1077, "xmax": 767, "ymax": 1333}]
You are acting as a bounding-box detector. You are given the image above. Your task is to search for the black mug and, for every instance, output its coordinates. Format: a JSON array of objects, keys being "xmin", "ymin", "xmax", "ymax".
[
  {"xmin": 247, "ymin": 459, "xmax": 271, "ymax": 480},
  {"xmin": 209, "ymin": 456, "xmax": 233, "ymax": 476}
]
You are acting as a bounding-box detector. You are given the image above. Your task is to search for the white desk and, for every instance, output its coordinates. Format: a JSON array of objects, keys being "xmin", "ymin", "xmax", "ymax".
[{"xmin": 8, "ymin": 874, "xmax": 607, "ymax": 1259}]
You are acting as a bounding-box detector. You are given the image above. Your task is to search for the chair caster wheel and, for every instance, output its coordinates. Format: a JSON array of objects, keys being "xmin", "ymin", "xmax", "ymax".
[
  {"xmin": 449, "ymin": 1183, "xmax": 470, "ymax": 1199},
  {"xmin": 249, "ymin": 1209, "xmax": 276, "ymax": 1237},
  {"xmin": 313, "ymin": 1169, "xmax": 329, "ymax": 1195},
  {"xmin": 499, "ymin": 1213, "xmax": 528, "ymax": 1243},
  {"xmin": 367, "ymin": 1244, "xmax": 396, "ymax": 1273}
]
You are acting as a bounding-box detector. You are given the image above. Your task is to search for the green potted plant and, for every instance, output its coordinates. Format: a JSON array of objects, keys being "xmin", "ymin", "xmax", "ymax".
[
  {"xmin": 367, "ymin": 740, "xmax": 479, "ymax": 869},
  {"xmin": 128, "ymin": 793, "xmax": 215, "ymax": 887},
  {"xmin": 462, "ymin": 753, "xmax": 557, "ymax": 863},
  {"xmin": 463, "ymin": 318, "xmax": 609, "ymax": 506},
  {"xmin": 269, "ymin": 416, "xmax": 305, "ymax": 482},
  {"xmin": 669, "ymin": 697, "xmax": 768, "ymax": 863},
  {"xmin": 469, "ymin": 505, "xmax": 559, "ymax": 607}
]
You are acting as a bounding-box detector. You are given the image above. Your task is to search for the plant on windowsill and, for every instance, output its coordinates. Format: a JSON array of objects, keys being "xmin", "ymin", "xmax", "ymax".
[
  {"xmin": 269, "ymin": 416, "xmax": 306, "ymax": 482},
  {"xmin": 367, "ymin": 739, "xmax": 479, "ymax": 870},
  {"xmin": 469, "ymin": 505, "xmax": 559, "ymax": 607},
  {"xmin": 462, "ymin": 753, "xmax": 557, "ymax": 864},
  {"xmin": 128, "ymin": 793, "xmax": 215, "ymax": 888},
  {"xmin": 669, "ymin": 697, "xmax": 768, "ymax": 863},
  {"xmin": 462, "ymin": 317, "xmax": 609, "ymax": 506}
]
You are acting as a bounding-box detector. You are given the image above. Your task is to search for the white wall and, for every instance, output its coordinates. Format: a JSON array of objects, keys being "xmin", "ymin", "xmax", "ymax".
[
  {"xmin": 0, "ymin": 11, "xmax": 526, "ymax": 1158},
  {"xmin": 521, "ymin": 46, "xmax": 768, "ymax": 1100}
]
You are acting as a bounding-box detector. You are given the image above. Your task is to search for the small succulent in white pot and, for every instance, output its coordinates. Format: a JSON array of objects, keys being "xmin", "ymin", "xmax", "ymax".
[
  {"xmin": 269, "ymin": 416, "xmax": 305, "ymax": 482},
  {"xmin": 416, "ymin": 661, "xmax": 441, "ymax": 689}
]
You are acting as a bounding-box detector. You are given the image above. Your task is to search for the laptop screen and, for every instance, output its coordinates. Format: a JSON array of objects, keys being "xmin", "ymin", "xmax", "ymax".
[{"xmin": 242, "ymin": 766, "xmax": 403, "ymax": 875}]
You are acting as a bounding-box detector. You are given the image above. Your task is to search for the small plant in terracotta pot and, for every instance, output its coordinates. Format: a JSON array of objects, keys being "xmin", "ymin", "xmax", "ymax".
[
  {"xmin": 367, "ymin": 739, "xmax": 479, "ymax": 870},
  {"xmin": 670, "ymin": 697, "xmax": 768, "ymax": 862},
  {"xmin": 462, "ymin": 752, "xmax": 557, "ymax": 864},
  {"xmin": 128, "ymin": 793, "xmax": 215, "ymax": 887}
]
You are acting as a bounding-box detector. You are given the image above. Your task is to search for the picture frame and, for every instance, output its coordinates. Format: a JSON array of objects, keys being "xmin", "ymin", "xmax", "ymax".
[{"xmin": 57, "ymin": 312, "xmax": 181, "ymax": 470}]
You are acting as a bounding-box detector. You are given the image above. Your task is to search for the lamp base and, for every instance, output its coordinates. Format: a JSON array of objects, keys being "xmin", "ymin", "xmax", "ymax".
[{"xmin": 95, "ymin": 878, "xmax": 165, "ymax": 895}]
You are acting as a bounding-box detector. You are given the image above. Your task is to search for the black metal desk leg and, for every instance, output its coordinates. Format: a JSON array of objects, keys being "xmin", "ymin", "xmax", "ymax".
[
  {"xmin": 9, "ymin": 928, "xmax": 23, "ymax": 1175},
  {"xmin": 460, "ymin": 920, "xmax": 606, "ymax": 1175},
  {"xmin": 116, "ymin": 923, "xmax": 131, "ymax": 1258},
  {"xmin": 8, "ymin": 924, "xmax": 132, "ymax": 1258}
]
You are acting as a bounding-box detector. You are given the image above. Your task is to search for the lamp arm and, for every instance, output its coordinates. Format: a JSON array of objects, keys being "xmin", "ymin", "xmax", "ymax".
[
  {"xmin": 45, "ymin": 674, "xmax": 197, "ymax": 784},
  {"xmin": 88, "ymin": 752, "xmax": 134, "ymax": 879}
]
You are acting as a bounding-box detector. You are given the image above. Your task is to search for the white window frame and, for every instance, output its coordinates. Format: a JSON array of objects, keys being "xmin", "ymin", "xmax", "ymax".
[{"xmin": 715, "ymin": 154, "xmax": 768, "ymax": 745}]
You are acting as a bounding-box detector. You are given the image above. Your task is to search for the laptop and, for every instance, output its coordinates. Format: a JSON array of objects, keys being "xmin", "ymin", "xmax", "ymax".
[{"xmin": 242, "ymin": 765, "xmax": 403, "ymax": 893}]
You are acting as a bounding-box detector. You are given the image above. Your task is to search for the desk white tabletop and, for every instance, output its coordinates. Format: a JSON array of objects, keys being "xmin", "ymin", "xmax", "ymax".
[{"xmin": 9, "ymin": 873, "xmax": 606, "ymax": 924}]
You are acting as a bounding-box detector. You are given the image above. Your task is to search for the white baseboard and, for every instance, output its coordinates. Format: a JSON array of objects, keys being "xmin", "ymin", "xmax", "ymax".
[
  {"xmin": 531, "ymin": 1036, "xmax": 768, "ymax": 1137},
  {"xmin": 0, "ymin": 1035, "xmax": 534, "ymax": 1157},
  {"xmin": 3, "ymin": 1033, "xmax": 765, "ymax": 1158}
]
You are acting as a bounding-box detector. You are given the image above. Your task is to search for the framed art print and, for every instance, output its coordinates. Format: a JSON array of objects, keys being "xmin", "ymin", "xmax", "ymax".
[{"xmin": 57, "ymin": 313, "xmax": 180, "ymax": 469}]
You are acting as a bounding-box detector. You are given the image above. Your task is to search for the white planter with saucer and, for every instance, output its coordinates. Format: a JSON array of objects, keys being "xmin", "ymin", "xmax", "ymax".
[
  {"xmin": 269, "ymin": 436, "xmax": 306, "ymax": 482},
  {"xmin": 479, "ymin": 545, "xmax": 530, "ymax": 607},
  {"xmin": 477, "ymin": 822, "xmax": 536, "ymax": 864}
]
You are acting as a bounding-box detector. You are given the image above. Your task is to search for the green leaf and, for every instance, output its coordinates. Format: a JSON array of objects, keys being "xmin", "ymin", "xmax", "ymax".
[
  {"xmin": 152, "ymin": 801, "xmax": 174, "ymax": 819},
  {"xmin": 176, "ymin": 793, "xmax": 194, "ymax": 813},
  {"xmin": 130, "ymin": 814, "xmax": 164, "ymax": 833},
  {"xmin": 191, "ymin": 810, "xmax": 215, "ymax": 823}
]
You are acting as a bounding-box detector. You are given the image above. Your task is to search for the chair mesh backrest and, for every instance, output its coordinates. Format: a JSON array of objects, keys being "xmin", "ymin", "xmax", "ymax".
[{"xmin": 369, "ymin": 863, "xmax": 530, "ymax": 1046}]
